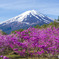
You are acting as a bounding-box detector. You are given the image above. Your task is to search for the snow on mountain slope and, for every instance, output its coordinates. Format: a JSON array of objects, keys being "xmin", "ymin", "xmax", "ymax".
[
  {"xmin": 0, "ymin": 10, "xmax": 38, "ymax": 24},
  {"xmin": 0, "ymin": 10, "xmax": 53, "ymax": 25}
]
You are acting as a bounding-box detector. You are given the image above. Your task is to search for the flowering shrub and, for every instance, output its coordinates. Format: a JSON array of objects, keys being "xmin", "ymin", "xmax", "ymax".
[
  {"xmin": 0, "ymin": 55, "xmax": 9, "ymax": 59},
  {"xmin": 0, "ymin": 26, "xmax": 59, "ymax": 58}
]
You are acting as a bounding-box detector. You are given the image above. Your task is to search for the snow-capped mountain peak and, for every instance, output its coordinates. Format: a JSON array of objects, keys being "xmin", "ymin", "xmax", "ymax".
[
  {"xmin": 14, "ymin": 10, "xmax": 38, "ymax": 22},
  {"xmin": 0, "ymin": 10, "xmax": 53, "ymax": 25},
  {"xmin": 0, "ymin": 10, "xmax": 53, "ymax": 34},
  {"xmin": 0, "ymin": 10, "xmax": 38, "ymax": 24},
  {"xmin": 21, "ymin": 10, "xmax": 37, "ymax": 16}
]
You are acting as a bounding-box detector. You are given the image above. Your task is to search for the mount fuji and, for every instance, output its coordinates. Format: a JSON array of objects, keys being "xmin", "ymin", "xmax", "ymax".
[{"xmin": 0, "ymin": 10, "xmax": 53, "ymax": 34}]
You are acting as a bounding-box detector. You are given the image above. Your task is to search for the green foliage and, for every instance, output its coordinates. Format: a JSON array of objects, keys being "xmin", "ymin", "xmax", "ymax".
[
  {"xmin": 49, "ymin": 22, "xmax": 53, "ymax": 25},
  {"xmin": 11, "ymin": 29, "xmax": 24, "ymax": 34},
  {"xmin": 41, "ymin": 24, "xmax": 49, "ymax": 28},
  {"xmin": 1, "ymin": 31, "xmax": 7, "ymax": 35},
  {"xmin": 34, "ymin": 21, "xmax": 59, "ymax": 29},
  {"xmin": 5, "ymin": 55, "xmax": 59, "ymax": 59},
  {"xmin": 34, "ymin": 25, "xmax": 41, "ymax": 28},
  {"xmin": 53, "ymin": 21, "xmax": 59, "ymax": 28},
  {"xmin": 0, "ymin": 30, "xmax": 7, "ymax": 35}
]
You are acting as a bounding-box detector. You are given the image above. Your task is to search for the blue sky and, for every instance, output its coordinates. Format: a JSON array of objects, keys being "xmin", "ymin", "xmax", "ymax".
[{"xmin": 0, "ymin": 0, "xmax": 59, "ymax": 22}]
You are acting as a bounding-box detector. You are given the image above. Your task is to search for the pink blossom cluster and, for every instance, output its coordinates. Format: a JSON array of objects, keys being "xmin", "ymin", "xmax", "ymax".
[{"xmin": 0, "ymin": 27, "xmax": 59, "ymax": 57}]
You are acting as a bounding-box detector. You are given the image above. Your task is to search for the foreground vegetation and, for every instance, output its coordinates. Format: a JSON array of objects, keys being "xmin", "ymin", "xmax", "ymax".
[{"xmin": 0, "ymin": 21, "xmax": 59, "ymax": 59}]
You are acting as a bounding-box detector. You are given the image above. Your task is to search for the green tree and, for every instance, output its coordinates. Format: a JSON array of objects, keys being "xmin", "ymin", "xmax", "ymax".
[
  {"xmin": 11, "ymin": 29, "xmax": 24, "ymax": 34},
  {"xmin": 34, "ymin": 25, "xmax": 41, "ymax": 28}
]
